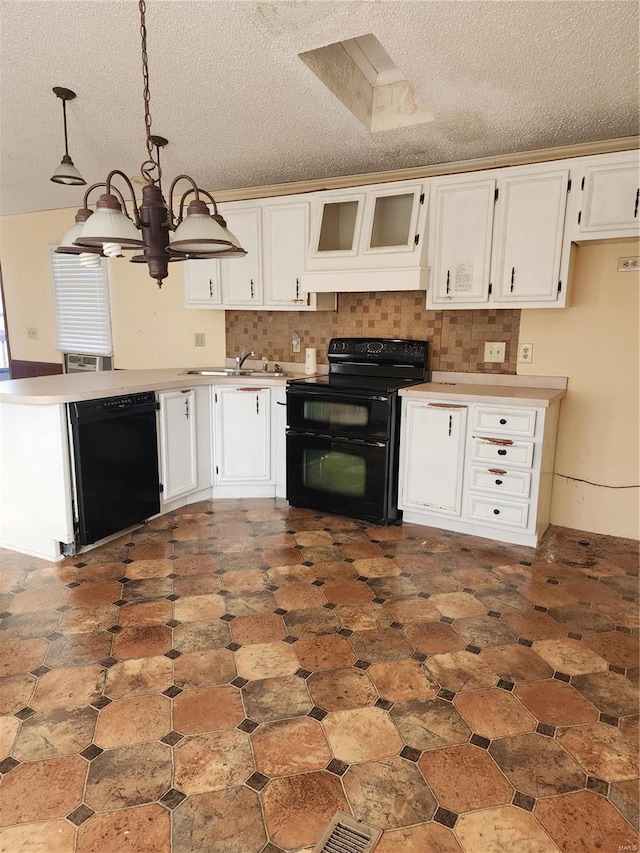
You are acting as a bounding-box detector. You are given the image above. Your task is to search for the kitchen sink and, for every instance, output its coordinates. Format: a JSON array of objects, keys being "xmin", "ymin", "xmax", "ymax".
[{"xmin": 184, "ymin": 368, "xmax": 289, "ymax": 377}]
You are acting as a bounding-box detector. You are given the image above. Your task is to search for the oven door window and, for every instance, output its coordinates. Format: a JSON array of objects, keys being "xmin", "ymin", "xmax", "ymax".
[
  {"xmin": 303, "ymin": 448, "xmax": 366, "ymax": 496},
  {"xmin": 286, "ymin": 432, "xmax": 394, "ymax": 524},
  {"xmin": 303, "ymin": 400, "xmax": 369, "ymax": 430},
  {"xmin": 288, "ymin": 392, "xmax": 391, "ymax": 438}
]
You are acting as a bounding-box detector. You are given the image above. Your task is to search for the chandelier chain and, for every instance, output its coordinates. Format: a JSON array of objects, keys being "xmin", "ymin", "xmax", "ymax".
[{"xmin": 139, "ymin": 0, "xmax": 159, "ymax": 181}]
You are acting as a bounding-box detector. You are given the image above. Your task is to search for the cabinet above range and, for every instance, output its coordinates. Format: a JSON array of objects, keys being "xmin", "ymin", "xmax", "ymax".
[{"xmin": 299, "ymin": 179, "xmax": 429, "ymax": 292}]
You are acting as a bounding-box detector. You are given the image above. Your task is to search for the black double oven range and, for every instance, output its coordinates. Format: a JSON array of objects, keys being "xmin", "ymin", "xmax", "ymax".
[{"xmin": 286, "ymin": 338, "xmax": 429, "ymax": 525}]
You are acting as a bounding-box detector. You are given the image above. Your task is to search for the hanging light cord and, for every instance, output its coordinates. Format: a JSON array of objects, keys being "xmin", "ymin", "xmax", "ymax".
[
  {"xmin": 61, "ymin": 98, "xmax": 70, "ymax": 158},
  {"xmin": 139, "ymin": 0, "xmax": 159, "ymax": 184}
]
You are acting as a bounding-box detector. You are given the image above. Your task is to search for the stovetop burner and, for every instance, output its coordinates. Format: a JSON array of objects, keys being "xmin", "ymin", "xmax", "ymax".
[{"xmin": 288, "ymin": 337, "xmax": 430, "ymax": 394}]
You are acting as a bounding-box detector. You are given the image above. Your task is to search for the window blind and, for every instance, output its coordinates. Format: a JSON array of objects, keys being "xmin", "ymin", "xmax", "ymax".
[{"xmin": 49, "ymin": 248, "xmax": 113, "ymax": 356}]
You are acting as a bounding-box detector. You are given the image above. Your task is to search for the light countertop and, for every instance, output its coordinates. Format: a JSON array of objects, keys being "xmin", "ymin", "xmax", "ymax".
[
  {"xmin": 0, "ymin": 367, "xmax": 568, "ymax": 408},
  {"xmin": 0, "ymin": 368, "xmax": 298, "ymax": 405},
  {"xmin": 400, "ymin": 372, "xmax": 567, "ymax": 408}
]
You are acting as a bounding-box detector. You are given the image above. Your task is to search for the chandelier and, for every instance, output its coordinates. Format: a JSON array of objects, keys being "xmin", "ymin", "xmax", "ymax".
[{"xmin": 56, "ymin": 0, "xmax": 246, "ymax": 288}]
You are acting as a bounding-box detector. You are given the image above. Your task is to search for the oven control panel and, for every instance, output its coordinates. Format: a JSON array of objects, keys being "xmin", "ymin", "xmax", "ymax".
[{"xmin": 328, "ymin": 338, "xmax": 428, "ymax": 364}]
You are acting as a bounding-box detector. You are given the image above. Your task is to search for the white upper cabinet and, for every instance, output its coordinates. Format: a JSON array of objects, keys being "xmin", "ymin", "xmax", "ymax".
[
  {"xmin": 264, "ymin": 201, "xmax": 309, "ymax": 306},
  {"xmin": 309, "ymin": 191, "xmax": 365, "ymax": 261},
  {"xmin": 309, "ymin": 182, "xmax": 426, "ymax": 265},
  {"xmin": 183, "ymin": 258, "xmax": 223, "ymax": 307},
  {"xmin": 492, "ymin": 169, "xmax": 569, "ymax": 303},
  {"xmin": 362, "ymin": 184, "xmax": 425, "ymax": 260},
  {"xmin": 428, "ymin": 177, "xmax": 496, "ymax": 306},
  {"xmin": 220, "ymin": 205, "xmax": 263, "ymax": 306},
  {"xmin": 302, "ymin": 181, "xmax": 428, "ymax": 291},
  {"xmin": 427, "ymin": 163, "xmax": 574, "ymax": 310},
  {"xmin": 184, "ymin": 196, "xmax": 335, "ymax": 311},
  {"xmin": 575, "ymin": 153, "xmax": 640, "ymax": 238}
]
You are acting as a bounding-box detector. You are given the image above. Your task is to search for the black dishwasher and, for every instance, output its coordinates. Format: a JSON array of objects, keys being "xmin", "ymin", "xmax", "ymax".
[{"xmin": 69, "ymin": 391, "xmax": 161, "ymax": 546}]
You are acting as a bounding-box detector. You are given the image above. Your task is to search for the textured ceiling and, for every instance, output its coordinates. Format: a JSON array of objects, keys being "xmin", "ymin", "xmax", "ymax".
[{"xmin": 0, "ymin": 0, "xmax": 638, "ymax": 216}]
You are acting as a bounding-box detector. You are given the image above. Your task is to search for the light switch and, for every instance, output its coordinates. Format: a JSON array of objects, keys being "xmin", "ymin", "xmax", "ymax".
[{"xmin": 484, "ymin": 342, "xmax": 506, "ymax": 363}]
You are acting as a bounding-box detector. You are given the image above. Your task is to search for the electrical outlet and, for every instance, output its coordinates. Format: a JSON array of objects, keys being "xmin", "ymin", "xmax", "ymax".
[
  {"xmin": 27, "ymin": 327, "xmax": 38, "ymax": 340},
  {"xmin": 618, "ymin": 256, "xmax": 640, "ymax": 272},
  {"xmin": 518, "ymin": 342, "xmax": 533, "ymax": 364},
  {"xmin": 484, "ymin": 341, "xmax": 506, "ymax": 363},
  {"xmin": 194, "ymin": 332, "xmax": 205, "ymax": 347}
]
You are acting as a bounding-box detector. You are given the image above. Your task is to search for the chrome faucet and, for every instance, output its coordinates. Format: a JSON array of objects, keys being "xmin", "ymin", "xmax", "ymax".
[{"xmin": 235, "ymin": 349, "xmax": 255, "ymax": 369}]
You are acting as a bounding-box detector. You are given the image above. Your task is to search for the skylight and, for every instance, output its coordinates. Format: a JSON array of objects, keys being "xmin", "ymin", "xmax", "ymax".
[{"xmin": 299, "ymin": 33, "xmax": 433, "ymax": 133}]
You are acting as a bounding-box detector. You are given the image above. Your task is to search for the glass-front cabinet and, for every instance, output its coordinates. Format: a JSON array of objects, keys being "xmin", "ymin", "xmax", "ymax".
[
  {"xmin": 307, "ymin": 181, "xmax": 427, "ymax": 271},
  {"xmin": 315, "ymin": 195, "xmax": 364, "ymax": 257}
]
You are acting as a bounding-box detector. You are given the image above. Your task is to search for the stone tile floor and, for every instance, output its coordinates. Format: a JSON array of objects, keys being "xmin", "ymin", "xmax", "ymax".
[{"xmin": 0, "ymin": 499, "xmax": 638, "ymax": 852}]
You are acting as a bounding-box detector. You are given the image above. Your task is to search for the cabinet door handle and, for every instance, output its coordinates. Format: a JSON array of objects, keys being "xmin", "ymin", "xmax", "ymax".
[
  {"xmin": 256, "ymin": 395, "xmax": 260, "ymax": 415},
  {"xmin": 493, "ymin": 508, "xmax": 500, "ymax": 515},
  {"xmin": 250, "ymin": 279, "xmax": 254, "ymax": 299},
  {"xmin": 635, "ymin": 188, "xmax": 639, "ymax": 218},
  {"xmin": 209, "ymin": 279, "xmax": 213, "ymax": 298},
  {"xmin": 499, "ymin": 418, "xmax": 507, "ymax": 425},
  {"xmin": 510, "ymin": 267, "xmax": 515, "ymax": 293},
  {"xmin": 276, "ymin": 401, "xmax": 286, "ymax": 406},
  {"xmin": 446, "ymin": 269, "xmax": 450, "ymax": 294},
  {"xmin": 295, "ymin": 278, "xmax": 300, "ymax": 300},
  {"xmin": 448, "ymin": 415, "xmax": 452, "ymax": 436},
  {"xmin": 185, "ymin": 399, "xmax": 189, "ymax": 419},
  {"xmin": 497, "ymin": 448, "xmax": 507, "ymax": 456},
  {"xmin": 495, "ymin": 479, "xmax": 503, "ymax": 485}
]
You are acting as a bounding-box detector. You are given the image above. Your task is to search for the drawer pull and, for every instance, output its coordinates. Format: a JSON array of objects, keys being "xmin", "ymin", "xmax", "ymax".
[
  {"xmin": 495, "ymin": 479, "xmax": 503, "ymax": 485},
  {"xmin": 498, "ymin": 449, "xmax": 507, "ymax": 456},
  {"xmin": 427, "ymin": 403, "xmax": 468, "ymax": 409},
  {"xmin": 493, "ymin": 509, "xmax": 500, "ymax": 515},
  {"xmin": 499, "ymin": 418, "xmax": 507, "ymax": 425},
  {"xmin": 488, "ymin": 468, "xmax": 507, "ymax": 475}
]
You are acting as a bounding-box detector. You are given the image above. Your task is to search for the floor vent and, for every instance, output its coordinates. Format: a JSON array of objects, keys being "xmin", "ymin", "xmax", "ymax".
[{"xmin": 313, "ymin": 811, "xmax": 382, "ymax": 853}]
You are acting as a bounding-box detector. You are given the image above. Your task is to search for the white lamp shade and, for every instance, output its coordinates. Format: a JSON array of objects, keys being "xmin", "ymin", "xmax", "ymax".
[
  {"xmin": 55, "ymin": 221, "xmax": 102, "ymax": 255},
  {"xmin": 168, "ymin": 213, "xmax": 234, "ymax": 255},
  {"xmin": 75, "ymin": 207, "xmax": 143, "ymax": 248},
  {"xmin": 50, "ymin": 158, "xmax": 86, "ymax": 186}
]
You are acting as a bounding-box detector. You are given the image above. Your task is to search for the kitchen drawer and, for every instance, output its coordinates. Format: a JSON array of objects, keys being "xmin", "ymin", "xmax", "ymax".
[
  {"xmin": 467, "ymin": 495, "xmax": 530, "ymax": 528},
  {"xmin": 469, "ymin": 465, "xmax": 531, "ymax": 499},
  {"xmin": 473, "ymin": 406, "xmax": 537, "ymax": 436},
  {"xmin": 471, "ymin": 436, "xmax": 534, "ymax": 468}
]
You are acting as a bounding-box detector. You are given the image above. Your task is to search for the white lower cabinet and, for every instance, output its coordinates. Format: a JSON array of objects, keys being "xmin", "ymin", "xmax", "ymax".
[
  {"xmin": 214, "ymin": 386, "xmax": 272, "ymax": 484},
  {"xmin": 158, "ymin": 387, "xmax": 213, "ymax": 504},
  {"xmin": 273, "ymin": 386, "xmax": 287, "ymax": 498},
  {"xmin": 400, "ymin": 401, "xmax": 467, "ymax": 515},
  {"xmin": 158, "ymin": 389, "xmax": 197, "ymax": 501},
  {"xmin": 399, "ymin": 394, "xmax": 561, "ymax": 547}
]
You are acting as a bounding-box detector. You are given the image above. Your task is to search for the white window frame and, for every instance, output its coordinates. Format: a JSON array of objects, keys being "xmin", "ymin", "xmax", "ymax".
[{"xmin": 48, "ymin": 247, "xmax": 113, "ymax": 356}]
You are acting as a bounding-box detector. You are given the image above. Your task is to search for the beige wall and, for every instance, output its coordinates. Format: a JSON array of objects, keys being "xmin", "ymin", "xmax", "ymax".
[
  {"xmin": 518, "ymin": 239, "xmax": 640, "ymax": 540},
  {"xmin": 0, "ymin": 207, "xmax": 226, "ymax": 368}
]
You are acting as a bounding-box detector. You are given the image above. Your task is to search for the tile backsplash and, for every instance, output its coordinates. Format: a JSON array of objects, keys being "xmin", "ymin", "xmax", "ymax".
[{"xmin": 226, "ymin": 292, "xmax": 520, "ymax": 374}]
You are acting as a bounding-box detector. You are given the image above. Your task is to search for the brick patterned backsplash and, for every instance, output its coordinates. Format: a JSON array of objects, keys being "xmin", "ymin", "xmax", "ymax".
[{"xmin": 226, "ymin": 292, "xmax": 520, "ymax": 374}]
